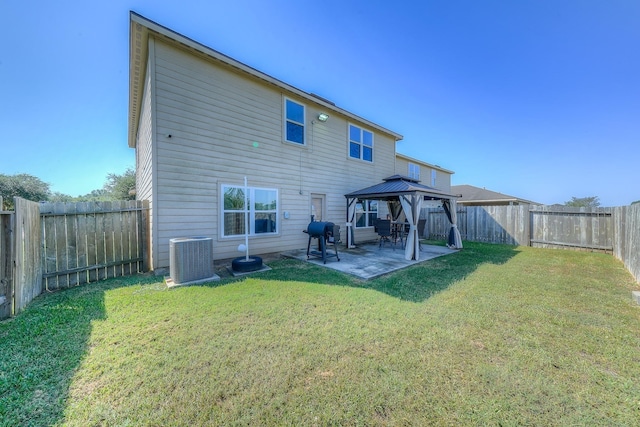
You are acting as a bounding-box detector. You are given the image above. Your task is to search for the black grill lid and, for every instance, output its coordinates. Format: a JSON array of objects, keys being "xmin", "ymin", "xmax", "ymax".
[{"xmin": 307, "ymin": 221, "xmax": 334, "ymax": 236}]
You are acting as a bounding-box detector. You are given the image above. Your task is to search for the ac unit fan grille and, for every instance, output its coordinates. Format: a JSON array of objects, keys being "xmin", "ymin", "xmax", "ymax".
[{"xmin": 169, "ymin": 237, "xmax": 214, "ymax": 284}]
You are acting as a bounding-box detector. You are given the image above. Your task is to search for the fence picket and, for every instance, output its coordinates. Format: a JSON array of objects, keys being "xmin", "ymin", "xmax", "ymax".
[
  {"xmin": 42, "ymin": 205, "xmax": 58, "ymax": 291},
  {"xmin": 53, "ymin": 202, "xmax": 70, "ymax": 288},
  {"xmin": 105, "ymin": 201, "xmax": 116, "ymax": 279},
  {"xmin": 141, "ymin": 200, "xmax": 150, "ymax": 272},
  {"xmin": 94, "ymin": 203, "xmax": 106, "ymax": 281},
  {"xmin": 85, "ymin": 204, "xmax": 98, "ymax": 282},
  {"xmin": 122, "ymin": 202, "xmax": 134, "ymax": 275},
  {"xmin": 114, "ymin": 201, "xmax": 125, "ymax": 277},
  {"xmin": 66, "ymin": 202, "xmax": 80, "ymax": 286},
  {"xmin": 74, "ymin": 203, "xmax": 87, "ymax": 285}
]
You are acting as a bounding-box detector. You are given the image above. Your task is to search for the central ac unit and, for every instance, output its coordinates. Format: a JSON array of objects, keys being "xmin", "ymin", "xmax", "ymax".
[{"xmin": 169, "ymin": 237, "xmax": 215, "ymax": 285}]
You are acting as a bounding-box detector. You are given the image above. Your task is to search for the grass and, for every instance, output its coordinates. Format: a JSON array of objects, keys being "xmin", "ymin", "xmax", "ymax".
[{"xmin": 1, "ymin": 242, "xmax": 639, "ymax": 426}]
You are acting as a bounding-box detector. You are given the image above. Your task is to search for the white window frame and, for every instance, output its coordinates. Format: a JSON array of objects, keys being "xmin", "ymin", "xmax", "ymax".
[
  {"xmin": 221, "ymin": 184, "xmax": 279, "ymax": 238},
  {"xmin": 408, "ymin": 163, "xmax": 420, "ymax": 180},
  {"xmin": 284, "ymin": 97, "xmax": 306, "ymax": 145},
  {"xmin": 355, "ymin": 200, "xmax": 378, "ymax": 228},
  {"xmin": 348, "ymin": 123, "xmax": 374, "ymax": 162},
  {"xmin": 431, "ymin": 169, "xmax": 437, "ymax": 187}
]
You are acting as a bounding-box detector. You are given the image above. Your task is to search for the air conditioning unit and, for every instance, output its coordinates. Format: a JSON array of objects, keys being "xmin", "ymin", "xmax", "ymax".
[{"xmin": 169, "ymin": 237, "xmax": 215, "ymax": 285}]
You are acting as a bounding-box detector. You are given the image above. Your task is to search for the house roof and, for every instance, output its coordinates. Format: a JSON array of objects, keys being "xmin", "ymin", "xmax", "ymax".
[
  {"xmin": 395, "ymin": 153, "xmax": 455, "ymax": 174},
  {"xmin": 345, "ymin": 175, "xmax": 458, "ymax": 201},
  {"xmin": 128, "ymin": 12, "xmax": 404, "ymax": 148},
  {"xmin": 451, "ymin": 185, "xmax": 538, "ymax": 205}
]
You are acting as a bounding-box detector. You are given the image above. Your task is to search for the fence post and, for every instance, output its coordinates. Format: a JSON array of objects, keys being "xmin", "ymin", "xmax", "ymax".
[
  {"xmin": 1, "ymin": 203, "xmax": 14, "ymax": 319},
  {"xmin": 141, "ymin": 200, "xmax": 151, "ymax": 272},
  {"xmin": 523, "ymin": 204, "xmax": 532, "ymax": 247}
]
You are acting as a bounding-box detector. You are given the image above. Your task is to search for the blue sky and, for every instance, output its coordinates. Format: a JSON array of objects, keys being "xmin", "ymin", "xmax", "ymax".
[{"xmin": 2, "ymin": 1, "xmax": 638, "ymax": 206}]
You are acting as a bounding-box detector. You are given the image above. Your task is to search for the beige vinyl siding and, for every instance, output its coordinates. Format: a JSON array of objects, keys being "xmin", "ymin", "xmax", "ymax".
[
  {"xmin": 395, "ymin": 157, "xmax": 412, "ymax": 179},
  {"xmin": 135, "ymin": 53, "xmax": 155, "ymax": 267},
  {"xmin": 149, "ymin": 38, "xmax": 394, "ymax": 266},
  {"xmin": 395, "ymin": 155, "xmax": 452, "ymax": 193},
  {"xmin": 136, "ymin": 64, "xmax": 154, "ymax": 201},
  {"xmin": 431, "ymin": 169, "xmax": 451, "ymax": 193}
]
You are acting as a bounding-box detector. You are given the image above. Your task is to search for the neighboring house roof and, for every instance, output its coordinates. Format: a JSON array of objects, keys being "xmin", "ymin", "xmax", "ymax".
[
  {"xmin": 128, "ymin": 12, "xmax": 403, "ymax": 148},
  {"xmin": 452, "ymin": 185, "xmax": 538, "ymax": 205},
  {"xmin": 345, "ymin": 175, "xmax": 457, "ymax": 201},
  {"xmin": 395, "ymin": 153, "xmax": 455, "ymax": 174}
]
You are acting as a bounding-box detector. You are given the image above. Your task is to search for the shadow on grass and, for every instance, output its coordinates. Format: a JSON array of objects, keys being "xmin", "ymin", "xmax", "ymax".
[
  {"xmin": 0, "ymin": 243, "xmax": 518, "ymax": 424},
  {"xmin": 365, "ymin": 241, "xmax": 520, "ymax": 302},
  {"xmin": 257, "ymin": 241, "xmax": 520, "ymax": 303},
  {"xmin": 0, "ymin": 275, "xmax": 159, "ymax": 426}
]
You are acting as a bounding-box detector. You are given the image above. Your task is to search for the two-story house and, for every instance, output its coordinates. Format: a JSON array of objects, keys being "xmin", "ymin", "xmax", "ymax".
[{"xmin": 128, "ymin": 12, "xmax": 458, "ymax": 270}]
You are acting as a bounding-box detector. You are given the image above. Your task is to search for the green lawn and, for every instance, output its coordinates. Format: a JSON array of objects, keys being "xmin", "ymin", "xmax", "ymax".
[{"xmin": 1, "ymin": 242, "xmax": 639, "ymax": 426}]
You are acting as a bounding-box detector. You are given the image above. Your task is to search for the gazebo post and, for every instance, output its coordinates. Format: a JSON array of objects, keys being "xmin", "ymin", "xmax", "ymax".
[
  {"xmin": 442, "ymin": 198, "xmax": 463, "ymax": 249},
  {"xmin": 400, "ymin": 194, "xmax": 423, "ymax": 261},
  {"xmin": 346, "ymin": 197, "xmax": 357, "ymax": 248}
]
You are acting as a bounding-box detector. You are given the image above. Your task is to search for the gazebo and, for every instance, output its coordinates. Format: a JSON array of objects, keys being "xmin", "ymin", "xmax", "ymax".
[{"xmin": 344, "ymin": 175, "xmax": 463, "ymax": 261}]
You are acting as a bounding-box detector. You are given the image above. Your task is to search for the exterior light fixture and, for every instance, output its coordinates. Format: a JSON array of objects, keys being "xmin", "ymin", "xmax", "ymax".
[{"xmin": 318, "ymin": 113, "xmax": 329, "ymax": 122}]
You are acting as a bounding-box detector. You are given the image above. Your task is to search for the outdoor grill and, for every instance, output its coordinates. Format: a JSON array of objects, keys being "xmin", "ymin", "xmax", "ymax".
[{"xmin": 304, "ymin": 221, "xmax": 340, "ymax": 264}]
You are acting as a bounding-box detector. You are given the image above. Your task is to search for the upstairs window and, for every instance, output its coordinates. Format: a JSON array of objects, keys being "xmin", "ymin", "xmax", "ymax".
[
  {"xmin": 284, "ymin": 98, "xmax": 305, "ymax": 144},
  {"xmin": 431, "ymin": 169, "xmax": 437, "ymax": 187},
  {"xmin": 349, "ymin": 124, "xmax": 373, "ymax": 162},
  {"xmin": 408, "ymin": 163, "xmax": 420, "ymax": 180}
]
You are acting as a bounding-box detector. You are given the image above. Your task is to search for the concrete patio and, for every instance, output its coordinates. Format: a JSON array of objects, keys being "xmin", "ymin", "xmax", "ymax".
[{"xmin": 282, "ymin": 241, "xmax": 457, "ymax": 280}]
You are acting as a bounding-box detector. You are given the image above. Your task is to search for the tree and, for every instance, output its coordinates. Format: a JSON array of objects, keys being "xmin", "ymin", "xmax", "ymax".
[
  {"xmin": 0, "ymin": 173, "xmax": 51, "ymax": 209},
  {"xmin": 564, "ymin": 196, "xmax": 600, "ymax": 208},
  {"xmin": 103, "ymin": 168, "xmax": 136, "ymax": 201},
  {"xmin": 0, "ymin": 168, "xmax": 137, "ymax": 209},
  {"xmin": 74, "ymin": 189, "xmax": 111, "ymax": 202},
  {"xmin": 49, "ymin": 192, "xmax": 75, "ymax": 203}
]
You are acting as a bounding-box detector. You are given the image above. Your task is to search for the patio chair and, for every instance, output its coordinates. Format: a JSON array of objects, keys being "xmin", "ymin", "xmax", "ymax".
[
  {"xmin": 376, "ymin": 219, "xmax": 394, "ymax": 250},
  {"xmin": 417, "ymin": 218, "xmax": 426, "ymax": 251},
  {"xmin": 328, "ymin": 224, "xmax": 340, "ymax": 245},
  {"xmin": 418, "ymin": 219, "xmax": 426, "ymax": 238}
]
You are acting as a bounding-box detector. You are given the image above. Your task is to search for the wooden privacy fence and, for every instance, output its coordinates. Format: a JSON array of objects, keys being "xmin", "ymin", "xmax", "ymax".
[
  {"xmin": 424, "ymin": 205, "xmax": 614, "ymax": 250},
  {"xmin": 424, "ymin": 205, "xmax": 530, "ymax": 246},
  {"xmin": 40, "ymin": 200, "xmax": 150, "ymax": 290},
  {"xmin": 529, "ymin": 205, "xmax": 613, "ymax": 251},
  {"xmin": 0, "ymin": 198, "xmax": 149, "ymax": 319}
]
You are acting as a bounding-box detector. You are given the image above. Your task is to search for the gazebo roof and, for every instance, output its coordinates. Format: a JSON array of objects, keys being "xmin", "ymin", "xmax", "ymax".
[{"xmin": 344, "ymin": 175, "xmax": 458, "ymax": 201}]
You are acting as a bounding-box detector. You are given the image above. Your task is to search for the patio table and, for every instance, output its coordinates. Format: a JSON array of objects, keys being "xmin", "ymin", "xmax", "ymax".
[{"xmin": 391, "ymin": 222, "xmax": 408, "ymax": 248}]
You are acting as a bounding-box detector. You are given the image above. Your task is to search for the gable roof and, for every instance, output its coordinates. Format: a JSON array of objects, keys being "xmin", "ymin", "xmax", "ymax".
[
  {"xmin": 452, "ymin": 185, "xmax": 538, "ymax": 205},
  {"xmin": 128, "ymin": 12, "xmax": 403, "ymax": 148},
  {"xmin": 345, "ymin": 175, "xmax": 457, "ymax": 201}
]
